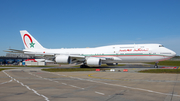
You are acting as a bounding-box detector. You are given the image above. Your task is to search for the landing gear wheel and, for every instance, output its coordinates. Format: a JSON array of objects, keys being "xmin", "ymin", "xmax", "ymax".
[
  {"xmin": 80, "ymin": 65, "xmax": 83, "ymax": 68},
  {"xmin": 154, "ymin": 65, "xmax": 158, "ymax": 68},
  {"xmin": 154, "ymin": 62, "xmax": 158, "ymax": 68},
  {"xmin": 80, "ymin": 65, "xmax": 87, "ymax": 68}
]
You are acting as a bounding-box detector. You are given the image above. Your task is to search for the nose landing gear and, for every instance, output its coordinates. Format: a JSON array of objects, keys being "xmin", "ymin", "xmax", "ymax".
[{"xmin": 154, "ymin": 62, "xmax": 159, "ymax": 68}]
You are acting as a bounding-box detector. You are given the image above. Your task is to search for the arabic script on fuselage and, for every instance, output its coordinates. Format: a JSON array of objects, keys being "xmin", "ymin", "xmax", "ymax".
[{"xmin": 119, "ymin": 48, "xmax": 149, "ymax": 52}]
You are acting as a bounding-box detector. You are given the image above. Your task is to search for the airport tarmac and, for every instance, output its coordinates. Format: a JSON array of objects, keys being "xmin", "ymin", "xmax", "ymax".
[{"xmin": 0, "ymin": 66, "xmax": 180, "ymax": 101}]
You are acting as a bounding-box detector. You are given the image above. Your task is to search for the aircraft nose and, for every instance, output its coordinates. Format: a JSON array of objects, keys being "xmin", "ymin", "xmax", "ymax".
[{"xmin": 171, "ymin": 50, "xmax": 176, "ymax": 57}]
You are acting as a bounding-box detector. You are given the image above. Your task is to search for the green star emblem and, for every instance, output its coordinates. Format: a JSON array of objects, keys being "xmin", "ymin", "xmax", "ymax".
[{"xmin": 30, "ymin": 42, "xmax": 35, "ymax": 48}]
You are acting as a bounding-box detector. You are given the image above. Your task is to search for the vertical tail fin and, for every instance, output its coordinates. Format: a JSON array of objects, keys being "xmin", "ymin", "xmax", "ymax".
[{"xmin": 20, "ymin": 30, "xmax": 45, "ymax": 49}]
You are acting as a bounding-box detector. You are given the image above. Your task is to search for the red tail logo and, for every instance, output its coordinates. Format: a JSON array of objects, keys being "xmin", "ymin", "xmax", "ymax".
[{"xmin": 23, "ymin": 34, "xmax": 35, "ymax": 48}]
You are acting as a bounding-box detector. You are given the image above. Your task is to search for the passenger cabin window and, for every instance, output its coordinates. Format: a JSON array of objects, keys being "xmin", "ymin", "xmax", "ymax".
[
  {"xmin": 120, "ymin": 47, "xmax": 134, "ymax": 48},
  {"xmin": 159, "ymin": 45, "xmax": 164, "ymax": 47}
]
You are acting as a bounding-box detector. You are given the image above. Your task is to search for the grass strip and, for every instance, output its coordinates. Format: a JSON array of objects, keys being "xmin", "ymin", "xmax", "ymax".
[
  {"xmin": 42, "ymin": 68, "xmax": 109, "ymax": 72},
  {"xmin": 139, "ymin": 69, "xmax": 180, "ymax": 73},
  {"xmin": 101, "ymin": 64, "xmax": 126, "ymax": 67},
  {"xmin": 0, "ymin": 68, "xmax": 14, "ymax": 71},
  {"xmin": 146, "ymin": 60, "xmax": 180, "ymax": 66}
]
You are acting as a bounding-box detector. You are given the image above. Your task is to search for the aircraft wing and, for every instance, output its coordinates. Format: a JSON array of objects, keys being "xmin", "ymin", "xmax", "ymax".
[
  {"xmin": 69, "ymin": 55, "xmax": 122, "ymax": 65},
  {"xmin": 68, "ymin": 55, "xmax": 85, "ymax": 64},
  {"xmin": 4, "ymin": 49, "xmax": 26, "ymax": 53}
]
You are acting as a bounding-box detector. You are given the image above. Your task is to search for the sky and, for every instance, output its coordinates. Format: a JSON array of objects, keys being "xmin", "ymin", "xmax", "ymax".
[{"xmin": 0, "ymin": 0, "xmax": 180, "ymax": 56}]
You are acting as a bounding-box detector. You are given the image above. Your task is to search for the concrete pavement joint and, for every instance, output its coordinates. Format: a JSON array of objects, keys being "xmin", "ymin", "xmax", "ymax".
[
  {"xmin": 88, "ymin": 73, "xmax": 180, "ymax": 83},
  {"xmin": 86, "ymin": 78, "xmax": 180, "ymax": 97},
  {"xmin": 170, "ymin": 74, "xmax": 179, "ymax": 101},
  {"xmin": 3, "ymin": 70, "xmax": 50, "ymax": 101},
  {"xmin": 28, "ymin": 72, "xmax": 85, "ymax": 90},
  {"xmin": 47, "ymin": 72, "xmax": 180, "ymax": 97}
]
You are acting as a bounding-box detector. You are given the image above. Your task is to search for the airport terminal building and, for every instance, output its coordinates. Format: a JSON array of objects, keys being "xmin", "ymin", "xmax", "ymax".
[{"xmin": 0, "ymin": 53, "xmax": 52, "ymax": 66}]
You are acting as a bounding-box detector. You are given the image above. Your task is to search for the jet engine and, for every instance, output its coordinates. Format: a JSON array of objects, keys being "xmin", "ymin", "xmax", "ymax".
[
  {"xmin": 86, "ymin": 58, "xmax": 101, "ymax": 66},
  {"xmin": 55, "ymin": 55, "xmax": 71, "ymax": 64}
]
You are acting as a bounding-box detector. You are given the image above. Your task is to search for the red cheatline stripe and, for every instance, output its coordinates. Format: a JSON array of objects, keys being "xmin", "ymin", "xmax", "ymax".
[{"xmin": 91, "ymin": 55, "xmax": 168, "ymax": 57}]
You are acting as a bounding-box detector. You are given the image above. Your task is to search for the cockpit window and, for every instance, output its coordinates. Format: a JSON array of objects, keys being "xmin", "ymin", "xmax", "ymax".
[{"xmin": 159, "ymin": 45, "xmax": 164, "ymax": 47}]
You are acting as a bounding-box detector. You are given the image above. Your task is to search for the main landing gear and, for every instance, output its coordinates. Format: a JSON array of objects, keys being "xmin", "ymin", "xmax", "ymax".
[
  {"xmin": 154, "ymin": 62, "xmax": 159, "ymax": 68},
  {"xmin": 80, "ymin": 64, "xmax": 89, "ymax": 68}
]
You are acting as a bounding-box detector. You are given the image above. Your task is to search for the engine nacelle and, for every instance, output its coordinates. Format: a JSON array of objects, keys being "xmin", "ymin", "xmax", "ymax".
[
  {"xmin": 86, "ymin": 58, "xmax": 101, "ymax": 66},
  {"xmin": 55, "ymin": 55, "xmax": 71, "ymax": 64}
]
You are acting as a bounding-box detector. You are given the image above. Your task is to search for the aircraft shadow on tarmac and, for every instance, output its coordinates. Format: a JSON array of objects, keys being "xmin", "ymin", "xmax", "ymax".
[
  {"xmin": 49, "ymin": 64, "xmax": 158, "ymax": 69},
  {"xmin": 87, "ymin": 65, "xmax": 156, "ymax": 68}
]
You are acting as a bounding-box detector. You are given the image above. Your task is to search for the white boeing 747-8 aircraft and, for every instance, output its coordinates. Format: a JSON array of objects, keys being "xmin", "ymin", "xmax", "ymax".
[{"xmin": 7, "ymin": 30, "xmax": 176, "ymax": 68}]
